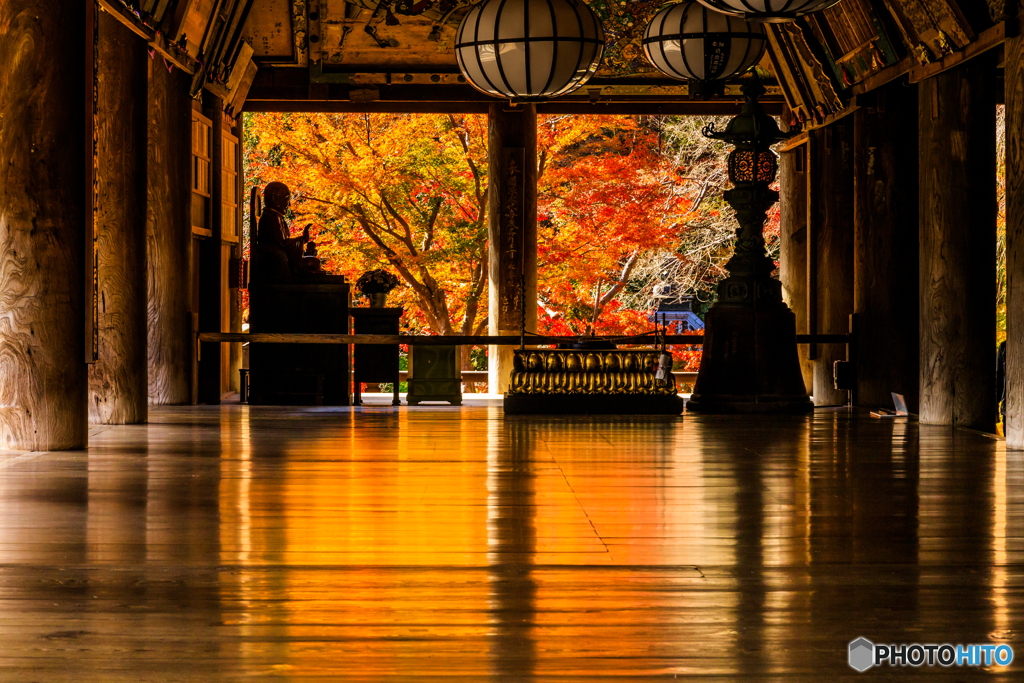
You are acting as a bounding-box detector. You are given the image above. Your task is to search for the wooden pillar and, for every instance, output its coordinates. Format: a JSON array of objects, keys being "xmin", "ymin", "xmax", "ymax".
[
  {"xmin": 779, "ymin": 144, "xmax": 812, "ymax": 394},
  {"xmin": 919, "ymin": 56, "xmax": 996, "ymax": 430},
  {"xmin": 1005, "ymin": 37, "xmax": 1024, "ymax": 448},
  {"xmin": 89, "ymin": 12, "xmax": 148, "ymax": 424},
  {"xmin": 853, "ymin": 82, "xmax": 920, "ymax": 414},
  {"xmin": 810, "ymin": 122, "xmax": 855, "ymax": 405},
  {"xmin": 0, "ymin": 0, "xmax": 88, "ymax": 449},
  {"xmin": 197, "ymin": 94, "xmax": 225, "ymax": 404},
  {"xmin": 487, "ymin": 103, "xmax": 537, "ymax": 394},
  {"xmin": 147, "ymin": 52, "xmax": 194, "ymax": 405}
]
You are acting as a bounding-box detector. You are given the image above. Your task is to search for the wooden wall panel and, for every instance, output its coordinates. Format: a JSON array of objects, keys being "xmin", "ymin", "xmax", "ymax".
[
  {"xmin": 853, "ymin": 82, "xmax": 920, "ymax": 414},
  {"xmin": 1005, "ymin": 35, "xmax": 1024, "ymax": 448},
  {"xmin": 90, "ymin": 12, "xmax": 149, "ymax": 425},
  {"xmin": 148, "ymin": 49, "xmax": 194, "ymax": 405},
  {"xmin": 918, "ymin": 56, "xmax": 996, "ymax": 429},
  {"xmin": 0, "ymin": 0, "xmax": 88, "ymax": 449}
]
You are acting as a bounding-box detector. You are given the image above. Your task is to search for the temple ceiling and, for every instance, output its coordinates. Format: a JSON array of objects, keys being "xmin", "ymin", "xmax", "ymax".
[{"xmin": 109, "ymin": 1, "xmax": 1015, "ymax": 119}]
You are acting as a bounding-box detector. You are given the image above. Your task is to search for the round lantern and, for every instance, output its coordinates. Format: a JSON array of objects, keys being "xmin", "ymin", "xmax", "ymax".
[
  {"xmin": 643, "ymin": 2, "xmax": 765, "ymax": 82},
  {"xmin": 455, "ymin": 0, "xmax": 605, "ymax": 100},
  {"xmin": 695, "ymin": 0, "xmax": 843, "ymax": 23}
]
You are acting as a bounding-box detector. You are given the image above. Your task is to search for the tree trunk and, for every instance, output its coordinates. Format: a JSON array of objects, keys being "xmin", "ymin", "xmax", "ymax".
[
  {"xmin": 89, "ymin": 11, "xmax": 148, "ymax": 424},
  {"xmin": 853, "ymin": 82, "xmax": 920, "ymax": 414},
  {"xmin": 487, "ymin": 104, "xmax": 537, "ymax": 394},
  {"xmin": 918, "ymin": 56, "xmax": 997, "ymax": 430},
  {"xmin": 0, "ymin": 0, "xmax": 88, "ymax": 449},
  {"xmin": 147, "ymin": 54, "xmax": 194, "ymax": 404}
]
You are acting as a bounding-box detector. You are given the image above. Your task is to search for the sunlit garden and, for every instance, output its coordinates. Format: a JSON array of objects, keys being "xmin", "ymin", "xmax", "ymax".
[{"xmin": 243, "ymin": 112, "xmax": 782, "ymax": 384}]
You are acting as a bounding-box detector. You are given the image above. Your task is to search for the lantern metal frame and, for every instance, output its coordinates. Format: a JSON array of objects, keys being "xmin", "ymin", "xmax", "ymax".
[
  {"xmin": 695, "ymin": 0, "xmax": 844, "ymax": 23},
  {"xmin": 685, "ymin": 75, "xmax": 812, "ymax": 415},
  {"xmin": 642, "ymin": 2, "xmax": 766, "ymax": 83},
  {"xmin": 454, "ymin": 0, "xmax": 605, "ymax": 100}
]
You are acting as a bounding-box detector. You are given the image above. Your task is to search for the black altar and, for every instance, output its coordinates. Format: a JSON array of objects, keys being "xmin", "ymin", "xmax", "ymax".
[
  {"xmin": 248, "ymin": 282, "xmax": 350, "ymax": 406},
  {"xmin": 247, "ymin": 183, "xmax": 351, "ymax": 406},
  {"xmin": 350, "ymin": 307, "xmax": 403, "ymax": 406}
]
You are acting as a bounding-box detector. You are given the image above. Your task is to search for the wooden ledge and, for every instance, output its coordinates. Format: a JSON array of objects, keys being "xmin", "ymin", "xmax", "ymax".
[{"xmin": 200, "ymin": 332, "xmax": 849, "ymax": 345}]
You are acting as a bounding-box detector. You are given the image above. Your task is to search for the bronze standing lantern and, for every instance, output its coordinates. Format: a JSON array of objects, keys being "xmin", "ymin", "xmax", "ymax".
[{"xmin": 685, "ymin": 77, "xmax": 811, "ymax": 412}]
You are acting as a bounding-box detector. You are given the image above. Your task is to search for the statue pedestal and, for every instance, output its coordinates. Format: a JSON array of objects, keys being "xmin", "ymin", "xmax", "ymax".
[
  {"xmin": 686, "ymin": 276, "xmax": 812, "ymax": 414},
  {"xmin": 408, "ymin": 345, "xmax": 462, "ymax": 406},
  {"xmin": 248, "ymin": 280, "xmax": 350, "ymax": 406}
]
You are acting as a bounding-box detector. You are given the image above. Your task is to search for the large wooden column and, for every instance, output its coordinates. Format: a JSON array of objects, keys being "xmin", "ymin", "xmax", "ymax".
[
  {"xmin": 0, "ymin": 1, "xmax": 88, "ymax": 449},
  {"xmin": 89, "ymin": 11, "xmax": 148, "ymax": 424},
  {"xmin": 853, "ymin": 82, "xmax": 920, "ymax": 413},
  {"xmin": 147, "ymin": 60, "xmax": 193, "ymax": 405},
  {"xmin": 779, "ymin": 144, "xmax": 812, "ymax": 394},
  {"xmin": 810, "ymin": 122, "xmax": 855, "ymax": 405},
  {"xmin": 1005, "ymin": 37, "xmax": 1024, "ymax": 448},
  {"xmin": 919, "ymin": 57, "xmax": 996, "ymax": 430},
  {"xmin": 487, "ymin": 104, "xmax": 537, "ymax": 394}
]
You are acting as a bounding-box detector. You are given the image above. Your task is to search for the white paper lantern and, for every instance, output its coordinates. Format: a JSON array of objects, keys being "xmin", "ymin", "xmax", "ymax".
[
  {"xmin": 455, "ymin": 0, "xmax": 605, "ymax": 100},
  {"xmin": 643, "ymin": 2, "xmax": 766, "ymax": 82},
  {"xmin": 695, "ymin": 0, "xmax": 843, "ymax": 23}
]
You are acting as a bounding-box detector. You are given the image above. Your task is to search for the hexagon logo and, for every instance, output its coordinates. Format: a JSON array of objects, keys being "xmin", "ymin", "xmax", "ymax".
[{"xmin": 849, "ymin": 638, "xmax": 875, "ymax": 672}]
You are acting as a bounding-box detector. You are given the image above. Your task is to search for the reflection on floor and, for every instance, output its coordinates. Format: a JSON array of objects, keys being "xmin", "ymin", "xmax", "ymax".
[{"xmin": 0, "ymin": 405, "xmax": 1022, "ymax": 680}]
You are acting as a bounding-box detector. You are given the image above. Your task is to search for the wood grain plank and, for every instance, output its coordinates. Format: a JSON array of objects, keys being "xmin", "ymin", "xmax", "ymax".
[
  {"xmin": 0, "ymin": 0, "xmax": 88, "ymax": 449},
  {"xmin": 0, "ymin": 406, "xmax": 1022, "ymax": 679},
  {"xmin": 89, "ymin": 12, "xmax": 148, "ymax": 425}
]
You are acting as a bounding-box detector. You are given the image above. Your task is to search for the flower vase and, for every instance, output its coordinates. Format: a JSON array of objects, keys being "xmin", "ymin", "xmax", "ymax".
[{"xmin": 369, "ymin": 292, "xmax": 387, "ymax": 308}]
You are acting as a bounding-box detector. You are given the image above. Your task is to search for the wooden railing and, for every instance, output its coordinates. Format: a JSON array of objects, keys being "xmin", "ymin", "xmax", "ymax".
[
  {"xmin": 206, "ymin": 332, "xmax": 849, "ymax": 391},
  {"xmin": 198, "ymin": 332, "xmax": 851, "ymax": 345}
]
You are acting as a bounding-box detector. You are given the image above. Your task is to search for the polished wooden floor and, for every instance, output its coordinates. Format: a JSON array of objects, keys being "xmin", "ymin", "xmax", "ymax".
[{"xmin": 1, "ymin": 403, "xmax": 1022, "ymax": 680}]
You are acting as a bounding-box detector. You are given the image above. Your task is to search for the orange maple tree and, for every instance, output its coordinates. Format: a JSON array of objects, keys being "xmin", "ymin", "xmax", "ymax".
[{"xmin": 244, "ymin": 112, "xmax": 760, "ymax": 374}]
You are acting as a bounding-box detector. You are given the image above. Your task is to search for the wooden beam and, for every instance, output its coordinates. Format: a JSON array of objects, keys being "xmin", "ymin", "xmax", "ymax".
[
  {"xmin": 243, "ymin": 98, "xmax": 786, "ymax": 116},
  {"xmin": 909, "ymin": 19, "xmax": 1009, "ymax": 83},
  {"xmin": 96, "ymin": 0, "xmax": 198, "ymax": 74},
  {"xmin": 776, "ymin": 131, "xmax": 809, "ymax": 153},
  {"xmin": 850, "ymin": 56, "xmax": 915, "ymax": 97}
]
